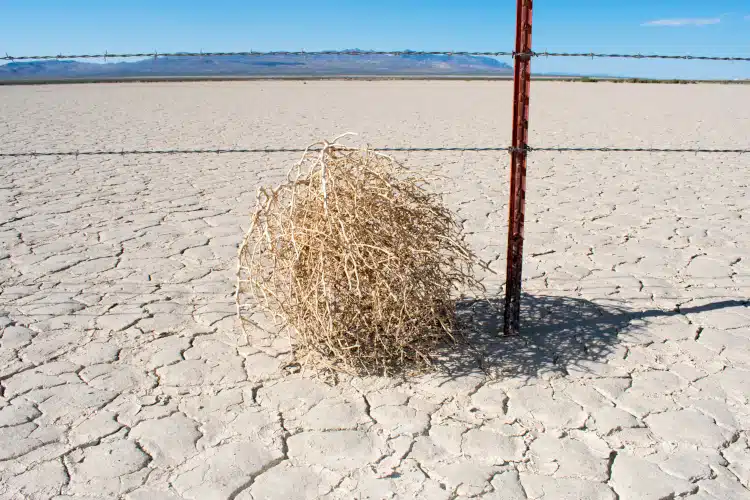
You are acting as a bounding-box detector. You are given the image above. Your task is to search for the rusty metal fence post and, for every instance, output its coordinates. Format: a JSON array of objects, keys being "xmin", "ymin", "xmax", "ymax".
[{"xmin": 503, "ymin": 0, "xmax": 533, "ymax": 336}]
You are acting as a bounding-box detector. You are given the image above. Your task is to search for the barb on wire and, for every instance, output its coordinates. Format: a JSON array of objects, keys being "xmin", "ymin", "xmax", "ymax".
[
  {"xmin": 1, "ymin": 146, "xmax": 748, "ymax": 158},
  {"xmin": 524, "ymin": 51, "xmax": 750, "ymax": 62},
  {"xmin": 0, "ymin": 50, "xmax": 515, "ymax": 61}
]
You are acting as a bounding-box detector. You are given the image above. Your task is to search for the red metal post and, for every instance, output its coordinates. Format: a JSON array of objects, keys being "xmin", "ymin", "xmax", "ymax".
[{"xmin": 503, "ymin": 0, "xmax": 533, "ymax": 335}]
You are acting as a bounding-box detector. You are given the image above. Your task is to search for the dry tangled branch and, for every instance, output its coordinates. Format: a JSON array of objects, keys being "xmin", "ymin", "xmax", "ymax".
[{"xmin": 236, "ymin": 134, "xmax": 483, "ymax": 375}]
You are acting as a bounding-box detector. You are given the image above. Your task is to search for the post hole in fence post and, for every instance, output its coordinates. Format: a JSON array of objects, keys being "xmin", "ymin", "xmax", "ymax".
[{"xmin": 503, "ymin": 0, "xmax": 533, "ymax": 336}]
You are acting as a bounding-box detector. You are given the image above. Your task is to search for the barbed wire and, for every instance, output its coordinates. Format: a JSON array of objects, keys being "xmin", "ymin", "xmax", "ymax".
[
  {"xmin": 2, "ymin": 48, "xmax": 748, "ymax": 158},
  {"xmin": 529, "ymin": 146, "xmax": 750, "ymax": 153},
  {"xmin": 0, "ymin": 147, "xmax": 512, "ymax": 158},
  {"xmin": 2, "ymin": 49, "xmax": 749, "ymax": 62},
  {"xmin": 1, "ymin": 50, "xmax": 515, "ymax": 61},
  {"xmin": 527, "ymin": 51, "xmax": 750, "ymax": 62},
  {"xmin": 1, "ymin": 146, "xmax": 748, "ymax": 158}
]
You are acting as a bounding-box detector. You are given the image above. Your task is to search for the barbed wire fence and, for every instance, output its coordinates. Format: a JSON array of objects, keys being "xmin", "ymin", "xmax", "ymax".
[
  {"xmin": 1, "ymin": 0, "xmax": 748, "ymax": 333},
  {"xmin": 1, "ymin": 50, "xmax": 749, "ymax": 157}
]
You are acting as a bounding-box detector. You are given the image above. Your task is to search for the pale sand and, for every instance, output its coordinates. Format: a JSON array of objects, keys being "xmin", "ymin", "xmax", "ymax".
[{"xmin": 1, "ymin": 81, "xmax": 749, "ymax": 499}]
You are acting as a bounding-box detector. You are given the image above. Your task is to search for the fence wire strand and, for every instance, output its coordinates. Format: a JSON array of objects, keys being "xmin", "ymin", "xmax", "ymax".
[
  {"xmin": 3, "ymin": 49, "xmax": 749, "ymax": 62},
  {"xmin": 0, "ymin": 147, "xmax": 512, "ymax": 158},
  {"xmin": 1, "ymin": 146, "xmax": 749, "ymax": 158},
  {"xmin": 1, "ymin": 50, "xmax": 514, "ymax": 61},
  {"xmin": 525, "ymin": 51, "xmax": 750, "ymax": 62},
  {"xmin": 530, "ymin": 146, "xmax": 750, "ymax": 153}
]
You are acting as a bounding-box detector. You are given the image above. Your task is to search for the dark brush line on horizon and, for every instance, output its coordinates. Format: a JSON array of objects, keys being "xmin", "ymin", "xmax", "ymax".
[
  {"xmin": 1, "ymin": 146, "xmax": 749, "ymax": 158},
  {"xmin": 2, "ymin": 49, "xmax": 750, "ymax": 62},
  {"xmin": 1, "ymin": 76, "xmax": 748, "ymax": 86}
]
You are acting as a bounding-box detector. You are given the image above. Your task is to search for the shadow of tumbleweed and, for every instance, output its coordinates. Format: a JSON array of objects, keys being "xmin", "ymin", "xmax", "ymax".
[{"xmin": 431, "ymin": 293, "xmax": 746, "ymax": 381}]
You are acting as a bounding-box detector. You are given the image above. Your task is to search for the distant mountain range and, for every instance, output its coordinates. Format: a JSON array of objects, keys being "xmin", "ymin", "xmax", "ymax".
[{"xmin": 0, "ymin": 52, "xmax": 513, "ymax": 80}]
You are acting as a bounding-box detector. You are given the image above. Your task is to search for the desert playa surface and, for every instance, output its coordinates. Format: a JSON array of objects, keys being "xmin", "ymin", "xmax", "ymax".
[{"xmin": 1, "ymin": 81, "xmax": 750, "ymax": 499}]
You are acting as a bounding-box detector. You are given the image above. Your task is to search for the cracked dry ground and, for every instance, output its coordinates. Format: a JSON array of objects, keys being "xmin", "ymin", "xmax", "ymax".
[{"xmin": 1, "ymin": 81, "xmax": 750, "ymax": 500}]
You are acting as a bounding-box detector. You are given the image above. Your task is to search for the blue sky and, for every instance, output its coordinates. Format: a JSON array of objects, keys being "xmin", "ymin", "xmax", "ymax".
[{"xmin": 1, "ymin": 0, "xmax": 749, "ymax": 79}]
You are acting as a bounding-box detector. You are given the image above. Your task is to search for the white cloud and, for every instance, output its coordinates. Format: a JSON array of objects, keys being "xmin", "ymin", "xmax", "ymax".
[{"xmin": 642, "ymin": 17, "xmax": 721, "ymax": 27}]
